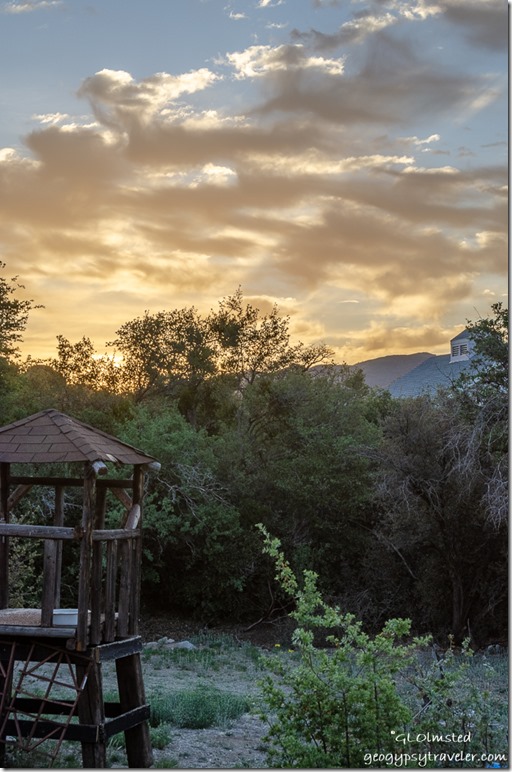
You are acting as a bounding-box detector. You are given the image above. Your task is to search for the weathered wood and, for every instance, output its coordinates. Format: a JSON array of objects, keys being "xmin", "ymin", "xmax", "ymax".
[
  {"xmin": 123, "ymin": 504, "xmax": 141, "ymax": 530},
  {"xmin": 116, "ymin": 541, "xmax": 131, "ymax": 638},
  {"xmin": 0, "ymin": 463, "xmax": 10, "ymax": 609},
  {"xmin": 77, "ymin": 659, "xmax": 107, "ymax": 767},
  {"xmin": 0, "ymin": 523, "xmax": 78, "ymax": 539},
  {"xmin": 41, "ymin": 539, "xmax": 58, "ymax": 626},
  {"xmin": 104, "ymin": 541, "xmax": 117, "ymax": 642},
  {"xmin": 90, "ymin": 541, "xmax": 103, "ymax": 645},
  {"xmin": 92, "ymin": 528, "xmax": 139, "ymax": 541},
  {"xmin": 90, "ymin": 487, "xmax": 107, "ymax": 645},
  {"xmin": 115, "ymin": 654, "xmax": 153, "ymax": 768},
  {"xmin": 0, "ymin": 638, "xmax": 15, "ymax": 767},
  {"xmin": 7, "ymin": 484, "xmax": 32, "ymax": 511},
  {"xmin": 10, "ymin": 476, "xmax": 134, "ymax": 488},
  {"xmin": 3, "ymin": 717, "xmax": 99, "ymax": 743},
  {"xmin": 104, "ymin": 704, "xmax": 151, "ymax": 738},
  {"xmin": 54, "ymin": 486, "xmax": 64, "ymax": 609},
  {"xmin": 131, "ymin": 466, "xmax": 145, "ymax": 635},
  {"xmin": 112, "ymin": 486, "xmax": 133, "ymax": 510},
  {"xmin": 95, "ymin": 636, "xmax": 142, "ymax": 662},
  {"xmin": 77, "ymin": 464, "xmax": 95, "ymax": 651},
  {"xmin": 0, "ymin": 625, "xmax": 76, "ymax": 637}
]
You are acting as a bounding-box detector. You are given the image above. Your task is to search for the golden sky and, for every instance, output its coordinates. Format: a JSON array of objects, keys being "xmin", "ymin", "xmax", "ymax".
[{"xmin": 0, "ymin": 0, "xmax": 507, "ymax": 364}]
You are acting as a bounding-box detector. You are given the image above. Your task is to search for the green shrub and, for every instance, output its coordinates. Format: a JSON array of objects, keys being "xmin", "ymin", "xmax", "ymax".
[
  {"xmin": 257, "ymin": 525, "xmax": 509, "ymax": 769},
  {"xmin": 150, "ymin": 687, "xmax": 251, "ymax": 730},
  {"xmin": 150, "ymin": 724, "xmax": 172, "ymax": 750}
]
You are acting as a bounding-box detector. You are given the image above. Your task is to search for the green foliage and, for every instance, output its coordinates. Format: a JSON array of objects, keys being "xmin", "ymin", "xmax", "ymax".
[
  {"xmin": 118, "ymin": 403, "xmax": 254, "ymax": 616},
  {"xmin": 257, "ymin": 528, "xmax": 508, "ymax": 768},
  {"xmin": 373, "ymin": 392, "xmax": 507, "ymax": 641},
  {"xmin": 216, "ymin": 367, "xmax": 380, "ymax": 609},
  {"xmin": 0, "ymin": 262, "xmax": 42, "ymax": 361},
  {"xmin": 457, "ymin": 302, "xmax": 508, "ymax": 398},
  {"xmin": 257, "ymin": 526, "xmax": 421, "ymax": 767},
  {"xmin": 150, "ymin": 724, "xmax": 173, "ymax": 750},
  {"xmin": 150, "ymin": 687, "xmax": 251, "ymax": 729}
]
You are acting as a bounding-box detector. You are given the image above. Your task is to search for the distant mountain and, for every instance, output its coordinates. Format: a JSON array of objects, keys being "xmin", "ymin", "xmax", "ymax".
[{"xmin": 350, "ymin": 352, "xmax": 435, "ymax": 388}]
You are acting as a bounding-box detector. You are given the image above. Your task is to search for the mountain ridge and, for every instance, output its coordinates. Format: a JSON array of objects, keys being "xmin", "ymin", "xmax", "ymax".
[{"xmin": 349, "ymin": 352, "xmax": 435, "ymax": 388}]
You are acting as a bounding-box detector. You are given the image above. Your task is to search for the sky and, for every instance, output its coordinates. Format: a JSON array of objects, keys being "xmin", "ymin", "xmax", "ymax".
[{"xmin": 0, "ymin": 0, "xmax": 507, "ymax": 365}]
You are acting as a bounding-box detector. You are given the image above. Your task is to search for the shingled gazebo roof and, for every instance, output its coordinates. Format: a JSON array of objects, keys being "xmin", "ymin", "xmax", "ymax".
[{"xmin": 0, "ymin": 409, "xmax": 157, "ymax": 466}]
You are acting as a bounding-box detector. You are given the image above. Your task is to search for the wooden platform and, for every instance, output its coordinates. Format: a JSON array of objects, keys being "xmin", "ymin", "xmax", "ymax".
[{"xmin": 0, "ymin": 608, "xmax": 114, "ymax": 643}]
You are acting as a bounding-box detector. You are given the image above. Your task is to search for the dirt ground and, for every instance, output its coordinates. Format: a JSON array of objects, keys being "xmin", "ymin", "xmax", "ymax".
[{"xmin": 119, "ymin": 613, "xmax": 296, "ymax": 769}]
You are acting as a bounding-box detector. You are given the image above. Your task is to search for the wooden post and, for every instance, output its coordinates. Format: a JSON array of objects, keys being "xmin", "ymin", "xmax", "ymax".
[
  {"xmin": 0, "ymin": 463, "xmax": 10, "ymax": 609},
  {"xmin": 41, "ymin": 539, "xmax": 58, "ymax": 626},
  {"xmin": 104, "ymin": 540, "xmax": 118, "ymax": 642},
  {"xmin": 54, "ymin": 485, "xmax": 64, "ymax": 608},
  {"xmin": 131, "ymin": 466, "xmax": 145, "ymax": 635},
  {"xmin": 0, "ymin": 641, "xmax": 14, "ymax": 767},
  {"xmin": 77, "ymin": 464, "xmax": 95, "ymax": 651},
  {"xmin": 90, "ymin": 485, "xmax": 107, "ymax": 645},
  {"xmin": 77, "ymin": 658, "xmax": 107, "ymax": 768},
  {"xmin": 115, "ymin": 653, "xmax": 153, "ymax": 768}
]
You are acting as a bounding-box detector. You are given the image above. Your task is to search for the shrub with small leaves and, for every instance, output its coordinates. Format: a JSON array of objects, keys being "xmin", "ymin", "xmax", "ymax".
[{"xmin": 257, "ymin": 525, "xmax": 508, "ymax": 769}]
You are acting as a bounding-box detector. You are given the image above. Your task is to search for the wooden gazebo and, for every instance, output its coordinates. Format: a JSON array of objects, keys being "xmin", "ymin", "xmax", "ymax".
[{"xmin": 0, "ymin": 408, "xmax": 160, "ymax": 767}]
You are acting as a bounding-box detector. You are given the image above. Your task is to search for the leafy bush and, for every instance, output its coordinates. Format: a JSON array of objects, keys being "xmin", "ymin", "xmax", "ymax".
[
  {"xmin": 150, "ymin": 687, "xmax": 251, "ymax": 730},
  {"xmin": 150, "ymin": 724, "xmax": 172, "ymax": 750},
  {"xmin": 258, "ymin": 526, "xmax": 508, "ymax": 768}
]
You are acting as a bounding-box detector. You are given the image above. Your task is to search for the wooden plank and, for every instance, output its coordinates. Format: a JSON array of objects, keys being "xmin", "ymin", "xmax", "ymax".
[
  {"xmin": 76, "ymin": 659, "xmax": 107, "ymax": 766},
  {"xmin": 90, "ymin": 541, "xmax": 103, "ymax": 645},
  {"xmin": 10, "ymin": 476, "xmax": 133, "ymax": 489},
  {"xmin": 96, "ymin": 636, "xmax": 142, "ymax": 661},
  {"xmin": 116, "ymin": 542, "xmax": 131, "ymax": 638},
  {"xmin": 123, "ymin": 504, "xmax": 141, "ymax": 530},
  {"xmin": 0, "ymin": 625, "xmax": 76, "ymax": 637},
  {"xmin": 104, "ymin": 704, "xmax": 151, "ymax": 738},
  {"xmin": 7, "ymin": 484, "xmax": 32, "ymax": 511},
  {"xmin": 111, "ymin": 487, "xmax": 132, "ymax": 510},
  {"xmin": 104, "ymin": 541, "xmax": 117, "ymax": 643},
  {"xmin": 54, "ymin": 486, "xmax": 65, "ymax": 609},
  {"xmin": 92, "ymin": 529, "xmax": 139, "ymax": 541},
  {"xmin": 11, "ymin": 697, "xmax": 74, "ymax": 715},
  {"xmin": 115, "ymin": 653, "xmax": 153, "ymax": 768},
  {"xmin": 90, "ymin": 486, "xmax": 107, "ymax": 646},
  {"xmin": 10, "ymin": 476, "xmax": 84, "ymax": 487},
  {"xmin": 0, "ymin": 524, "xmax": 77, "ymax": 540},
  {"xmin": 3, "ymin": 717, "xmax": 99, "ymax": 743},
  {"xmin": 131, "ymin": 466, "xmax": 145, "ymax": 635},
  {"xmin": 41, "ymin": 539, "xmax": 58, "ymax": 626},
  {"xmin": 0, "ymin": 463, "xmax": 10, "ymax": 609},
  {"xmin": 76, "ymin": 464, "xmax": 95, "ymax": 651}
]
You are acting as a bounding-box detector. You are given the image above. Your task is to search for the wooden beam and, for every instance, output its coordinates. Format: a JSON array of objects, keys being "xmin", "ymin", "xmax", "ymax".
[
  {"xmin": 92, "ymin": 529, "xmax": 139, "ymax": 541},
  {"xmin": 77, "ymin": 463, "xmax": 95, "ymax": 651},
  {"xmin": 0, "ymin": 524, "xmax": 78, "ymax": 540},
  {"xmin": 0, "ymin": 463, "xmax": 10, "ymax": 609},
  {"xmin": 115, "ymin": 654, "xmax": 153, "ymax": 768},
  {"xmin": 123, "ymin": 504, "xmax": 141, "ymax": 530},
  {"xmin": 131, "ymin": 466, "xmax": 145, "ymax": 635},
  {"xmin": 54, "ymin": 486, "xmax": 64, "ymax": 609},
  {"xmin": 76, "ymin": 659, "xmax": 107, "ymax": 766},
  {"xmin": 90, "ymin": 485, "xmax": 107, "ymax": 646},
  {"xmin": 7, "ymin": 484, "xmax": 32, "ymax": 511},
  {"xmin": 111, "ymin": 487, "xmax": 132, "ymax": 510},
  {"xmin": 41, "ymin": 539, "xmax": 58, "ymax": 626},
  {"xmin": 10, "ymin": 476, "xmax": 134, "ymax": 489}
]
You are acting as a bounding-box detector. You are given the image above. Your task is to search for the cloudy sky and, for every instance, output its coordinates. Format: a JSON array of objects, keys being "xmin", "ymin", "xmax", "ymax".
[{"xmin": 0, "ymin": 0, "xmax": 507, "ymax": 364}]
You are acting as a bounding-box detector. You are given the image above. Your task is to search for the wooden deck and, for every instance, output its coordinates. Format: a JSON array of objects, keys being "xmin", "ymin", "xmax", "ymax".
[{"xmin": 0, "ymin": 608, "xmax": 106, "ymax": 640}]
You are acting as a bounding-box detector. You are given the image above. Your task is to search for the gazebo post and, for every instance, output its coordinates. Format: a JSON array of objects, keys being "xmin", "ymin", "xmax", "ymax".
[
  {"xmin": 0, "ymin": 462, "xmax": 10, "ymax": 609},
  {"xmin": 0, "ymin": 409, "xmax": 158, "ymax": 768}
]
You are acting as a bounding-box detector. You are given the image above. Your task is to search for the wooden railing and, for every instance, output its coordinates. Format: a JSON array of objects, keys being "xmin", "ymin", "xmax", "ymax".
[{"xmin": 0, "ymin": 509, "xmax": 142, "ymax": 648}]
